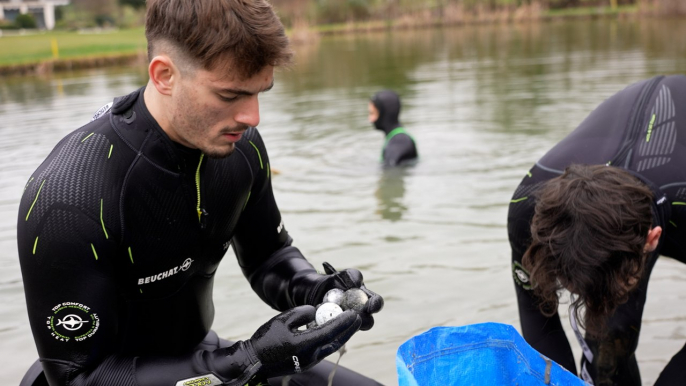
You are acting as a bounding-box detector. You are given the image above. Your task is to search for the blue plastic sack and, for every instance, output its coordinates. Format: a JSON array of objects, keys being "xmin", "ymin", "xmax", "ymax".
[{"xmin": 396, "ymin": 323, "xmax": 588, "ymax": 386}]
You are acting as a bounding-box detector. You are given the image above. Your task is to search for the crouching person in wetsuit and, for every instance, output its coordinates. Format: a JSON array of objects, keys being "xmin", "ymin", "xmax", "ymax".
[
  {"xmin": 508, "ymin": 75, "xmax": 686, "ymax": 385},
  {"xmin": 16, "ymin": 1, "xmax": 384, "ymax": 385},
  {"xmin": 368, "ymin": 90, "xmax": 418, "ymax": 167}
]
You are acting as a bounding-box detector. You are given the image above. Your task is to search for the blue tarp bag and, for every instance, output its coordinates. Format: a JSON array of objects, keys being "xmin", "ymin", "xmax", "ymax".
[{"xmin": 396, "ymin": 322, "xmax": 588, "ymax": 386}]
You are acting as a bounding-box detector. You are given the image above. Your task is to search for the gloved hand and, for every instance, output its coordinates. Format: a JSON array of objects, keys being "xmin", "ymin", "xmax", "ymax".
[
  {"xmin": 245, "ymin": 305, "xmax": 361, "ymax": 379},
  {"xmin": 311, "ymin": 262, "xmax": 384, "ymax": 331}
]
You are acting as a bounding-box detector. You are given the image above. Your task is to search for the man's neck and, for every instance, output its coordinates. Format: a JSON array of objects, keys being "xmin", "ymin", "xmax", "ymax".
[{"xmin": 143, "ymin": 82, "xmax": 171, "ymax": 135}]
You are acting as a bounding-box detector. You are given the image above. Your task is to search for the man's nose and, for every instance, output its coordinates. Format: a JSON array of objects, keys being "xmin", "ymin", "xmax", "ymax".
[{"xmin": 235, "ymin": 95, "xmax": 260, "ymax": 128}]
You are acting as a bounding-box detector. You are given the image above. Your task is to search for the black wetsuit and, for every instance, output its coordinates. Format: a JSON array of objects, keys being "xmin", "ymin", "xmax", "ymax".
[
  {"xmin": 508, "ymin": 75, "xmax": 686, "ymax": 385},
  {"xmin": 370, "ymin": 91, "xmax": 417, "ymax": 167},
  {"xmin": 17, "ymin": 88, "xmax": 381, "ymax": 386}
]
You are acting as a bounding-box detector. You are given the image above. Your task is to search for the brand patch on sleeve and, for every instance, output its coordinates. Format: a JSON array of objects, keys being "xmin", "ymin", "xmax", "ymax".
[
  {"xmin": 512, "ymin": 261, "xmax": 532, "ymax": 290},
  {"xmin": 91, "ymin": 102, "xmax": 113, "ymax": 121},
  {"xmin": 46, "ymin": 302, "xmax": 100, "ymax": 342}
]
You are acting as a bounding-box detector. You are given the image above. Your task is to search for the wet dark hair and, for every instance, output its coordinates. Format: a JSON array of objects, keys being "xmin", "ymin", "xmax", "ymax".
[
  {"xmin": 145, "ymin": 0, "xmax": 293, "ymax": 78},
  {"xmin": 523, "ymin": 164, "xmax": 654, "ymax": 336}
]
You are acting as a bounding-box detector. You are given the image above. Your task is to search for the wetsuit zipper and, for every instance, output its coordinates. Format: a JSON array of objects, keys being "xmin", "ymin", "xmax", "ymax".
[
  {"xmin": 609, "ymin": 75, "xmax": 664, "ymax": 167},
  {"xmin": 195, "ymin": 153, "xmax": 208, "ymax": 229}
]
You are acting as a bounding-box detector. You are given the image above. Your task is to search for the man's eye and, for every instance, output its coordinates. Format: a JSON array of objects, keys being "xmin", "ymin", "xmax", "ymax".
[{"xmin": 219, "ymin": 95, "xmax": 238, "ymax": 102}]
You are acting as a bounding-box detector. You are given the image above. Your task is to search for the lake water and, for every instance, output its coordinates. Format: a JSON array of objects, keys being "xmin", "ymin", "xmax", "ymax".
[{"xmin": 2, "ymin": 18, "xmax": 686, "ymax": 385}]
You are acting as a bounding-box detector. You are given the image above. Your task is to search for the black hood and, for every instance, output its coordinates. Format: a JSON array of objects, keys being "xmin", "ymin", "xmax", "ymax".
[{"xmin": 371, "ymin": 90, "xmax": 402, "ymax": 134}]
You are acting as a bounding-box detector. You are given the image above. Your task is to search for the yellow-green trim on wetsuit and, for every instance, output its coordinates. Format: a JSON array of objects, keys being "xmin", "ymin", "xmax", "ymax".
[
  {"xmin": 381, "ymin": 127, "xmax": 415, "ymax": 160},
  {"xmin": 25, "ymin": 180, "xmax": 46, "ymax": 221},
  {"xmin": 195, "ymin": 154, "xmax": 205, "ymax": 221},
  {"xmin": 249, "ymin": 140, "xmax": 264, "ymax": 169}
]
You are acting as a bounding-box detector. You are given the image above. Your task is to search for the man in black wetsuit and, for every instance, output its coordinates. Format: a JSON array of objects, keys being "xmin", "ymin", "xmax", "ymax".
[
  {"xmin": 508, "ymin": 75, "xmax": 686, "ymax": 385},
  {"xmin": 368, "ymin": 90, "xmax": 418, "ymax": 167},
  {"xmin": 16, "ymin": 1, "xmax": 383, "ymax": 385}
]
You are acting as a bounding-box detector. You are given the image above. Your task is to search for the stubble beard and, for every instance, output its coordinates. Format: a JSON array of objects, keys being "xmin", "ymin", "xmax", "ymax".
[
  {"xmin": 173, "ymin": 97, "xmax": 242, "ymax": 159},
  {"xmin": 205, "ymin": 143, "xmax": 236, "ymax": 159},
  {"xmin": 203, "ymin": 125, "xmax": 251, "ymax": 159}
]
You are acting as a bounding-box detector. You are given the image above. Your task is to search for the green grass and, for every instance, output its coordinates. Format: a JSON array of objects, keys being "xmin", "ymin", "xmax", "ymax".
[{"xmin": 0, "ymin": 27, "xmax": 146, "ymax": 66}]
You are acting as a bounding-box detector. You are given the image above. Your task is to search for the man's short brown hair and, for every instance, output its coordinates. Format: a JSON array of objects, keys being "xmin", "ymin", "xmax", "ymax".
[
  {"xmin": 523, "ymin": 164, "xmax": 654, "ymax": 336},
  {"xmin": 145, "ymin": 0, "xmax": 293, "ymax": 78}
]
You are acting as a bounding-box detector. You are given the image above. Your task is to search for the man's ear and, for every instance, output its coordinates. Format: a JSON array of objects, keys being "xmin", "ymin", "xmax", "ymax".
[
  {"xmin": 645, "ymin": 226, "xmax": 662, "ymax": 253},
  {"xmin": 148, "ymin": 55, "xmax": 176, "ymax": 96}
]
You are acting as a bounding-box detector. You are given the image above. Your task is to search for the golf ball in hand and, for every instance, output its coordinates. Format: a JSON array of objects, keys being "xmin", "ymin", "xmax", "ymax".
[
  {"xmin": 341, "ymin": 288, "xmax": 368, "ymax": 312},
  {"xmin": 315, "ymin": 302, "xmax": 343, "ymax": 325},
  {"xmin": 323, "ymin": 288, "xmax": 345, "ymax": 305}
]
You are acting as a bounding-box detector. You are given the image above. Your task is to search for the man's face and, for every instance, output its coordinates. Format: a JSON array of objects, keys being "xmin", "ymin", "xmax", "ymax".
[
  {"xmin": 168, "ymin": 64, "xmax": 274, "ymax": 158},
  {"xmin": 368, "ymin": 102, "xmax": 379, "ymax": 124}
]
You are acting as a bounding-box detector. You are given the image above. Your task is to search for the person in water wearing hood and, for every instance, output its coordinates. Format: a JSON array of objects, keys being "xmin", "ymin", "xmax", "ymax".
[
  {"xmin": 368, "ymin": 90, "xmax": 418, "ymax": 167},
  {"xmin": 508, "ymin": 75, "xmax": 686, "ymax": 386},
  {"xmin": 16, "ymin": 1, "xmax": 384, "ymax": 385}
]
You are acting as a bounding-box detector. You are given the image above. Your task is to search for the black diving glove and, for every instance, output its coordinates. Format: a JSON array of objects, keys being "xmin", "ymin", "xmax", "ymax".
[
  {"xmin": 310, "ymin": 262, "xmax": 384, "ymax": 331},
  {"xmin": 244, "ymin": 305, "xmax": 361, "ymax": 379}
]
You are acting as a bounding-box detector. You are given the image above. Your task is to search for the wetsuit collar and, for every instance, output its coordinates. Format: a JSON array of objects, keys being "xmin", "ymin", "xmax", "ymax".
[
  {"xmin": 381, "ymin": 127, "xmax": 413, "ymax": 160},
  {"xmin": 111, "ymin": 87, "xmax": 202, "ymax": 172}
]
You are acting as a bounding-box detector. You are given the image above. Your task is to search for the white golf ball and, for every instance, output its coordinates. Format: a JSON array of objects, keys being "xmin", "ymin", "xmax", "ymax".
[
  {"xmin": 323, "ymin": 288, "xmax": 345, "ymax": 305},
  {"xmin": 315, "ymin": 302, "xmax": 343, "ymax": 325}
]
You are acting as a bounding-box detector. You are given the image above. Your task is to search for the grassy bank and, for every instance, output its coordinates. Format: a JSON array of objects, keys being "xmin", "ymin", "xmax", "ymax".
[{"xmin": 0, "ymin": 27, "xmax": 146, "ymax": 76}]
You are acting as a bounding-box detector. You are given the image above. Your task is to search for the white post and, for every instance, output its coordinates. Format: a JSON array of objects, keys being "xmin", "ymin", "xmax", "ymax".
[
  {"xmin": 19, "ymin": 5, "xmax": 28, "ymax": 14},
  {"xmin": 44, "ymin": 2, "xmax": 55, "ymax": 30},
  {"xmin": 0, "ymin": 6, "xmax": 5, "ymax": 21}
]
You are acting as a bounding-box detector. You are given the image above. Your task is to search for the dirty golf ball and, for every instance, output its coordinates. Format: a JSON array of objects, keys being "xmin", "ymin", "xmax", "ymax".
[
  {"xmin": 315, "ymin": 302, "xmax": 343, "ymax": 325},
  {"xmin": 341, "ymin": 288, "xmax": 368, "ymax": 312},
  {"xmin": 323, "ymin": 288, "xmax": 344, "ymax": 305}
]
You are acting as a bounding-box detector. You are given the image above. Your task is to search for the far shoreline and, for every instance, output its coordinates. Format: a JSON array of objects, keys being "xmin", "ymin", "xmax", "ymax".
[{"xmin": 0, "ymin": 5, "xmax": 677, "ymax": 78}]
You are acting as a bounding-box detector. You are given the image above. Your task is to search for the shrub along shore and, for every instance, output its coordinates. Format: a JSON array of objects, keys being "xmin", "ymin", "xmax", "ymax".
[{"xmin": 0, "ymin": 4, "xmax": 671, "ymax": 77}]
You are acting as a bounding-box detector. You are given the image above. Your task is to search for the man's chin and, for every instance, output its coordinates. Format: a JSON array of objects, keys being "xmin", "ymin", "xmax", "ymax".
[{"xmin": 204, "ymin": 144, "xmax": 236, "ymax": 159}]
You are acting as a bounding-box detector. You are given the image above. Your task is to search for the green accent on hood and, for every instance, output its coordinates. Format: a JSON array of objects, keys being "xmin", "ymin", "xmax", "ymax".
[
  {"xmin": 510, "ymin": 197, "xmax": 528, "ymax": 203},
  {"xmin": 108, "ymin": 144, "xmax": 113, "ymax": 159},
  {"xmin": 128, "ymin": 246, "xmax": 134, "ymax": 264},
  {"xmin": 673, "ymin": 202, "xmax": 686, "ymax": 206},
  {"xmin": 33, "ymin": 237, "xmax": 39, "ymax": 255},
  {"xmin": 381, "ymin": 127, "xmax": 414, "ymax": 160}
]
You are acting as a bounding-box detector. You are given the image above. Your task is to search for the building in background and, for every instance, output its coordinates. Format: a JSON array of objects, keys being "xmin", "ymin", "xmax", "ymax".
[{"xmin": 0, "ymin": 0, "xmax": 70, "ymax": 30}]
